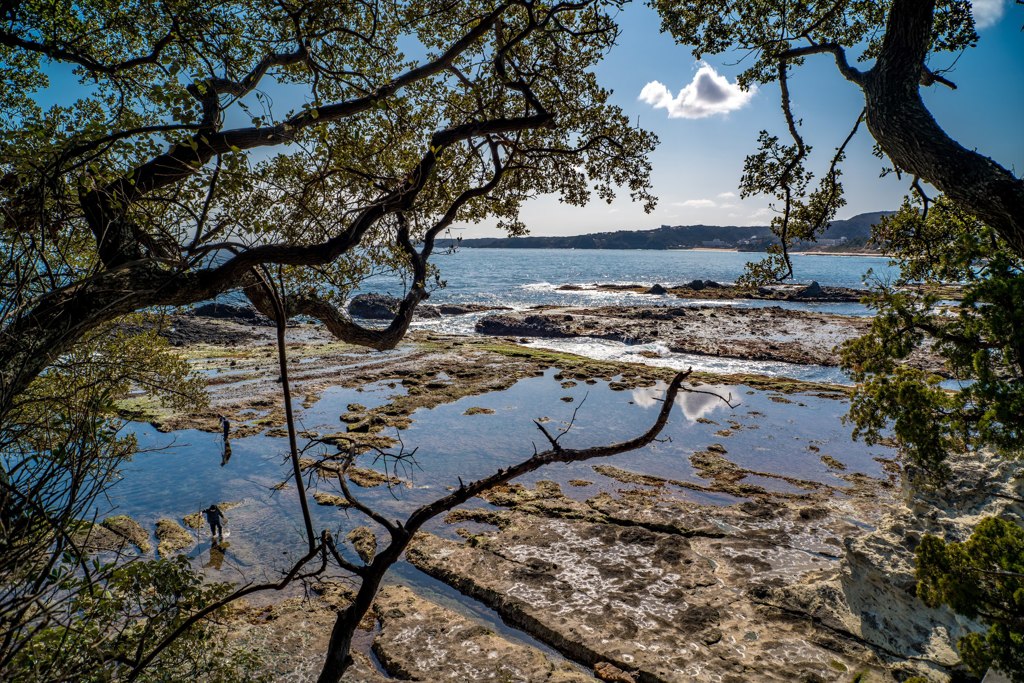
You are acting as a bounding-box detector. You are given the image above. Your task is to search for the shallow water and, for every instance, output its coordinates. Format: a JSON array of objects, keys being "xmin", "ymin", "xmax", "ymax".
[{"xmin": 106, "ymin": 369, "xmax": 892, "ymax": 581}]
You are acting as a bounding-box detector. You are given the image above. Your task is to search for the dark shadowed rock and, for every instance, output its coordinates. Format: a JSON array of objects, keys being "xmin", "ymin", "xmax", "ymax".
[
  {"xmin": 438, "ymin": 303, "xmax": 512, "ymax": 315},
  {"xmin": 796, "ymin": 281, "xmax": 824, "ymax": 298},
  {"xmin": 646, "ymin": 284, "xmax": 668, "ymax": 295},
  {"xmin": 415, "ymin": 305, "xmax": 442, "ymax": 319},
  {"xmin": 684, "ymin": 279, "xmax": 706, "ymax": 290},
  {"xmin": 348, "ymin": 293, "xmax": 401, "ymax": 319},
  {"xmin": 192, "ymin": 302, "xmax": 273, "ymax": 325},
  {"xmin": 476, "ymin": 314, "xmax": 574, "ymax": 338}
]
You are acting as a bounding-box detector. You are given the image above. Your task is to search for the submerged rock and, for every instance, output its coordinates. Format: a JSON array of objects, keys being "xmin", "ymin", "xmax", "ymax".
[
  {"xmin": 71, "ymin": 521, "xmax": 134, "ymax": 554},
  {"xmin": 183, "ymin": 501, "xmax": 242, "ymax": 530}
]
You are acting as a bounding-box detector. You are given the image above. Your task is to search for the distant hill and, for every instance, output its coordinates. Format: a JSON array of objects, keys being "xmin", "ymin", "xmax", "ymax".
[{"xmin": 442, "ymin": 211, "xmax": 893, "ymax": 250}]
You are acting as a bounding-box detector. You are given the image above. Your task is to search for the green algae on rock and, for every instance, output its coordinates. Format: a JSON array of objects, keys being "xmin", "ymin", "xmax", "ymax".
[
  {"xmin": 101, "ymin": 515, "xmax": 152, "ymax": 553},
  {"xmin": 155, "ymin": 519, "xmax": 194, "ymax": 557}
]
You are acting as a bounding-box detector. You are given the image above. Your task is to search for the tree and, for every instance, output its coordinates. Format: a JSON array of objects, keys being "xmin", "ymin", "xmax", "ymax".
[
  {"xmin": 652, "ymin": 0, "xmax": 1024, "ymax": 278},
  {"xmin": 0, "ymin": 321, "xmax": 219, "ymax": 679},
  {"xmin": 2, "ymin": 1, "xmax": 671, "ymax": 679},
  {"xmin": 1, "ymin": 2, "xmax": 664, "ymax": 680},
  {"xmin": 650, "ymin": 2, "xmax": 1024, "ymax": 677},
  {"xmin": 0, "ymin": 0, "xmax": 656, "ymax": 416},
  {"xmin": 840, "ymin": 199, "xmax": 1024, "ymax": 679}
]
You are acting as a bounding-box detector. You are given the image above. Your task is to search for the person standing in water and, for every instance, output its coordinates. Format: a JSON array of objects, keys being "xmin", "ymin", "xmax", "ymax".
[{"xmin": 203, "ymin": 504, "xmax": 226, "ymax": 543}]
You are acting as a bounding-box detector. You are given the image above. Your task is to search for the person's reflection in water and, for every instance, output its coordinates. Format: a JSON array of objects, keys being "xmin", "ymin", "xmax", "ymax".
[
  {"xmin": 220, "ymin": 441, "xmax": 232, "ymax": 467},
  {"xmin": 205, "ymin": 541, "xmax": 228, "ymax": 571}
]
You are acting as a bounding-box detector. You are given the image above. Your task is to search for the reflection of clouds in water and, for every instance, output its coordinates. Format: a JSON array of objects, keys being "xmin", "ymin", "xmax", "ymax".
[{"xmin": 632, "ymin": 381, "xmax": 735, "ymax": 421}]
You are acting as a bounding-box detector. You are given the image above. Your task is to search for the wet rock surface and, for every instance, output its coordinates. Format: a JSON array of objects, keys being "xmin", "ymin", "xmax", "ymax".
[
  {"xmin": 397, "ymin": 448, "xmax": 1014, "ymax": 682},
  {"xmin": 372, "ymin": 585, "xmax": 596, "ymax": 681},
  {"xmin": 407, "ymin": 502, "xmax": 892, "ymax": 683},
  {"xmin": 123, "ymin": 323, "xmax": 975, "ymax": 680},
  {"xmin": 348, "ymin": 293, "xmax": 510, "ymax": 320},
  {"xmin": 558, "ymin": 281, "xmax": 861, "ymax": 302},
  {"xmin": 222, "ymin": 582, "xmax": 391, "ymax": 683}
]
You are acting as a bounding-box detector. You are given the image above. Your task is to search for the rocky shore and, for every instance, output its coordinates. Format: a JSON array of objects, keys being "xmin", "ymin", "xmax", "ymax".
[
  {"xmin": 474, "ymin": 305, "xmax": 942, "ymax": 373},
  {"xmin": 106, "ymin": 303, "xmax": 996, "ymax": 682}
]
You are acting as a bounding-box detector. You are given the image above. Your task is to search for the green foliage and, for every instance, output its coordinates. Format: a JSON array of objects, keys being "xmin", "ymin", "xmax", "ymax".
[
  {"xmin": 12, "ymin": 556, "xmax": 271, "ymax": 682},
  {"xmin": 2, "ymin": 0, "xmax": 657, "ymax": 320},
  {"xmin": 841, "ymin": 198, "xmax": 1024, "ymax": 473},
  {"xmin": 837, "ymin": 198, "xmax": 1024, "ymax": 679},
  {"xmin": 650, "ymin": 1, "xmax": 976, "ymax": 87},
  {"xmin": 0, "ymin": 321, "xmax": 207, "ymax": 678},
  {"xmin": 916, "ymin": 518, "xmax": 1024, "ymax": 679}
]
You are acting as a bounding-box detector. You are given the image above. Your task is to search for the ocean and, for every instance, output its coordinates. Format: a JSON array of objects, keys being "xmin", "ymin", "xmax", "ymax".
[{"xmin": 361, "ymin": 248, "xmax": 897, "ymax": 309}]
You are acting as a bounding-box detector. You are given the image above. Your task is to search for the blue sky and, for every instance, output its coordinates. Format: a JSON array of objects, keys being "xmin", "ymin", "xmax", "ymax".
[{"xmin": 461, "ymin": 0, "xmax": 1024, "ymax": 237}]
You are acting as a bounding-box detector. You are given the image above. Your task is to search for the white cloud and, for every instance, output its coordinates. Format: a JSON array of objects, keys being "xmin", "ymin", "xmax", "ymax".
[
  {"xmin": 717, "ymin": 191, "xmax": 737, "ymax": 199},
  {"xmin": 673, "ymin": 198, "xmax": 717, "ymax": 208},
  {"xmin": 972, "ymin": 0, "xmax": 1009, "ymax": 28},
  {"xmin": 639, "ymin": 63, "xmax": 756, "ymax": 119}
]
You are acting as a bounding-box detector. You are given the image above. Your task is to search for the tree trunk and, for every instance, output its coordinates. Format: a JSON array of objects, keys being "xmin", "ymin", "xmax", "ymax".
[
  {"xmin": 316, "ymin": 543, "xmax": 405, "ymax": 683},
  {"xmin": 863, "ymin": 0, "xmax": 1024, "ymax": 256}
]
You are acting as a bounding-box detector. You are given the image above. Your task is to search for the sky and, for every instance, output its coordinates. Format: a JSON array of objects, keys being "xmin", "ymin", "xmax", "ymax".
[{"xmin": 460, "ymin": 0, "xmax": 1024, "ymax": 238}]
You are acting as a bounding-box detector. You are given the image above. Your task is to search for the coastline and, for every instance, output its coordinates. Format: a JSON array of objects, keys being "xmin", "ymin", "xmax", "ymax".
[{"xmin": 105, "ymin": 294, "xmax": 975, "ymax": 682}]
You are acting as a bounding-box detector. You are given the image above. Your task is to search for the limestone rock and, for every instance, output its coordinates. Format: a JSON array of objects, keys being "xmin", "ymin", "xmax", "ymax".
[
  {"xmin": 407, "ymin": 508, "xmax": 891, "ymax": 682},
  {"xmin": 372, "ymin": 585, "xmax": 596, "ymax": 682}
]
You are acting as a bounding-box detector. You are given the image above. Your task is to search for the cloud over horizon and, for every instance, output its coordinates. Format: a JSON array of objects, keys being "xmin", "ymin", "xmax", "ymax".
[
  {"xmin": 639, "ymin": 63, "xmax": 755, "ymax": 119},
  {"xmin": 972, "ymin": 0, "xmax": 1010, "ymax": 28}
]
